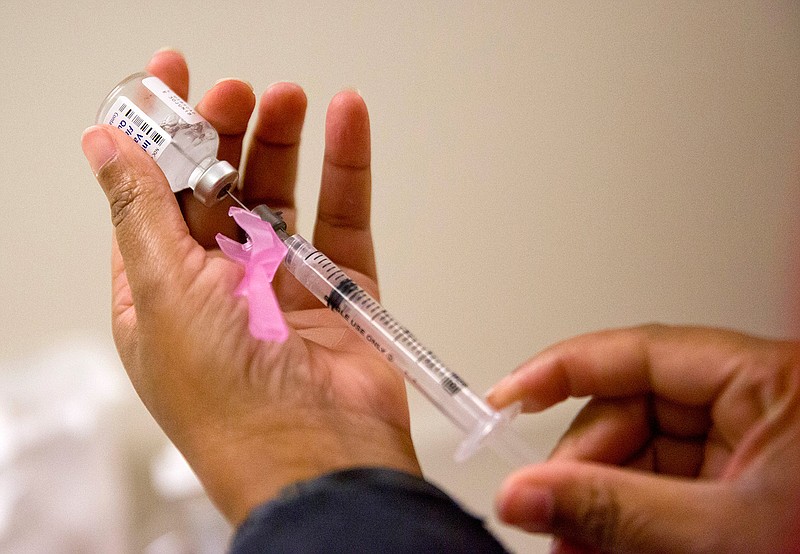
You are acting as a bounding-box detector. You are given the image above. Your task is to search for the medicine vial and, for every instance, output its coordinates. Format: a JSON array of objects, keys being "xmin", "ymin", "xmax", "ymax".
[{"xmin": 96, "ymin": 72, "xmax": 237, "ymax": 207}]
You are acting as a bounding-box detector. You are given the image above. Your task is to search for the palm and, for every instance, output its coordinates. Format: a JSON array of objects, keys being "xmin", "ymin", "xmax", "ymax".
[
  {"xmin": 123, "ymin": 248, "xmax": 406, "ymax": 420},
  {"xmin": 108, "ymin": 160, "xmax": 409, "ymax": 444}
]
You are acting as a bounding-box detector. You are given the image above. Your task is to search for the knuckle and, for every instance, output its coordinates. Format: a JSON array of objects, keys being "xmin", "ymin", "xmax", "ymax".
[
  {"xmin": 109, "ymin": 184, "xmax": 138, "ymax": 227},
  {"xmin": 110, "ymin": 180, "xmax": 144, "ymax": 228},
  {"xmin": 553, "ymin": 482, "xmax": 628, "ymax": 552},
  {"xmin": 576, "ymin": 486, "xmax": 621, "ymax": 551},
  {"xmin": 634, "ymin": 322, "xmax": 670, "ymax": 340},
  {"xmin": 97, "ymin": 164, "xmax": 153, "ymax": 228},
  {"xmin": 639, "ymin": 322, "xmax": 668, "ymax": 334}
]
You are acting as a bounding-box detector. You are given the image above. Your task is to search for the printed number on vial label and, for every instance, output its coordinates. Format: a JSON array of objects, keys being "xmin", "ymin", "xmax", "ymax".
[
  {"xmin": 143, "ymin": 76, "xmax": 204, "ymax": 124},
  {"xmin": 103, "ymin": 96, "xmax": 171, "ymax": 160}
]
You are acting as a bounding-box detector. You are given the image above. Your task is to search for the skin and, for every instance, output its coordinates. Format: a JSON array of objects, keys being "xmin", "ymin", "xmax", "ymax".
[
  {"xmin": 85, "ymin": 51, "xmax": 800, "ymax": 551},
  {"xmin": 488, "ymin": 324, "xmax": 800, "ymax": 553},
  {"xmin": 82, "ymin": 49, "xmax": 420, "ymax": 525}
]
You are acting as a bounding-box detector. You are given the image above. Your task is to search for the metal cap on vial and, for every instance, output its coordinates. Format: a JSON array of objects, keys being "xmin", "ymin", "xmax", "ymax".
[{"xmin": 191, "ymin": 160, "xmax": 239, "ymax": 206}]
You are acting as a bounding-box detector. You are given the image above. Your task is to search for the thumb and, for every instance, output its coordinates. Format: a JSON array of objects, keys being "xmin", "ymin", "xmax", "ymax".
[
  {"xmin": 82, "ymin": 125, "xmax": 195, "ymax": 307},
  {"xmin": 496, "ymin": 461, "xmax": 729, "ymax": 553}
]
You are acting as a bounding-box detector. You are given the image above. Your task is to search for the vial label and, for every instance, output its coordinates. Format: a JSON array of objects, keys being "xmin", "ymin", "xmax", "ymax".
[
  {"xmin": 103, "ymin": 96, "xmax": 171, "ymax": 160},
  {"xmin": 143, "ymin": 76, "xmax": 204, "ymax": 125}
]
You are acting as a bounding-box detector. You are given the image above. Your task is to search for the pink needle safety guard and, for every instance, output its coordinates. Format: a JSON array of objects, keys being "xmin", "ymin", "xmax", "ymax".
[{"xmin": 215, "ymin": 207, "xmax": 289, "ymax": 342}]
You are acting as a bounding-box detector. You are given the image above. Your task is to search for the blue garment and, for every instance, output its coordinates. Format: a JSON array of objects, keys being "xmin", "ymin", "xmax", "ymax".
[{"xmin": 230, "ymin": 468, "xmax": 510, "ymax": 553}]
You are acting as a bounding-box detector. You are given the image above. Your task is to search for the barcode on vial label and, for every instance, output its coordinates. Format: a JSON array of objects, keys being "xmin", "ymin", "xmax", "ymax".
[
  {"xmin": 120, "ymin": 104, "xmax": 165, "ymax": 146},
  {"xmin": 102, "ymin": 96, "xmax": 171, "ymax": 160}
]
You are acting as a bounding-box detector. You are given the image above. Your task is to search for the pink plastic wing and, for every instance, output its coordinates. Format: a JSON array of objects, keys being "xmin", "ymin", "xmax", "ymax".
[{"xmin": 215, "ymin": 207, "xmax": 289, "ymax": 342}]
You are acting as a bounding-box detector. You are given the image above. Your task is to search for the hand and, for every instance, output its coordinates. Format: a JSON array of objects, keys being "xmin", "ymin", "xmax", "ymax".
[
  {"xmin": 488, "ymin": 324, "xmax": 800, "ymax": 553},
  {"xmin": 81, "ymin": 50, "xmax": 420, "ymax": 525}
]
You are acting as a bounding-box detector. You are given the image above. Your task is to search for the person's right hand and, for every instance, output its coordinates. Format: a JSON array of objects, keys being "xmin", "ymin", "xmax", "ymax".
[{"xmin": 488, "ymin": 324, "xmax": 800, "ymax": 553}]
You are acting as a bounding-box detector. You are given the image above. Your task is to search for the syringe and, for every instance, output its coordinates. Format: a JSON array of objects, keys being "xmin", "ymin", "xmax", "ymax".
[{"xmin": 246, "ymin": 202, "xmax": 536, "ymax": 466}]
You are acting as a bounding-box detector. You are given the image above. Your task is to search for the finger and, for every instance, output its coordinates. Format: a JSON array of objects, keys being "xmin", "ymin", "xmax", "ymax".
[
  {"xmin": 496, "ymin": 460, "xmax": 732, "ymax": 552},
  {"xmin": 548, "ymin": 397, "xmax": 651, "ymax": 465},
  {"xmin": 548, "ymin": 397, "xmax": 707, "ymax": 477},
  {"xmin": 180, "ymin": 78, "xmax": 256, "ymax": 246},
  {"xmin": 487, "ymin": 325, "xmax": 776, "ymax": 412},
  {"xmin": 196, "ymin": 79, "xmax": 256, "ymax": 167},
  {"xmin": 241, "ymin": 82, "xmax": 307, "ymax": 233},
  {"xmin": 145, "ymin": 48, "xmax": 189, "ymax": 100},
  {"xmin": 549, "ymin": 538, "xmax": 601, "ymax": 554},
  {"xmin": 82, "ymin": 125, "xmax": 196, "ymax": 312},
  {"xmin": 311, "ymin": 90, "xmax": 375, "ymax": 280}
]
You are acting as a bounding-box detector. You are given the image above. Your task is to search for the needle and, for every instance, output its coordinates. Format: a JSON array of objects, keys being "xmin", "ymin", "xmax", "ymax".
[{"xmin": 227, "ymin": 188, "xmax": 249, "ymax": 210}]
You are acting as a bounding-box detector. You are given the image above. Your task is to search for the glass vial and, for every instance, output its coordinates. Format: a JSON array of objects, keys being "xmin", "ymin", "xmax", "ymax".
[{"xmin": 96, "ymin": 72, "xmax": 237, "ymax": 207}]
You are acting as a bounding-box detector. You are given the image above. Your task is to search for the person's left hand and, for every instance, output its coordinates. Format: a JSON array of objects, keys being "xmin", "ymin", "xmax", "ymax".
[{"xmin": 82, "ymin": 50, "xmax": 421, "ymax": 524}]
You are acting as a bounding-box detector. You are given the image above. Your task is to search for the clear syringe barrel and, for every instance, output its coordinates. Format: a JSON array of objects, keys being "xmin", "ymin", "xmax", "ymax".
[{"xmin": 282, "ymin": 234, "xmax": 527, "ymax": 462}]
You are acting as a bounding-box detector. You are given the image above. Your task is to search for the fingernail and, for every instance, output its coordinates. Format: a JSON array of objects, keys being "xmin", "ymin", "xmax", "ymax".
[
  {"xmin": 81, "ymin": 126, "xmax": 118, "ymax": 175},
  {"xmin": 486, "ymin": 374, "xmax": 514, "ymax": 402},
  {"xmin": 154, "ymin": 46, "xmax": 183, "ymax": 56},
  {"xmin": 342, "ymin": 86, "xmax": 363, "ymax": 97},
  {"xmin": 214, "ymin": 77, "xmax": 255, "ymax": 93},
  {"xmin": 498, "ymin": 486, "xmax": 553, "ymax": 533}
]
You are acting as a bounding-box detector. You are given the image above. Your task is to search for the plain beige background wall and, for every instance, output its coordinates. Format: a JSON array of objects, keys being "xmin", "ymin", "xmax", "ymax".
[{"xmin": 2, "ymin": 2, "xmax": 798, "ymax": 552}]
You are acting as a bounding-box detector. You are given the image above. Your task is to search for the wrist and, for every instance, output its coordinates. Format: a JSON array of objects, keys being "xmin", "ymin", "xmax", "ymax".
[{"xmin": 179, "ymin": 408, "xmax": 421, "ymax": 524}]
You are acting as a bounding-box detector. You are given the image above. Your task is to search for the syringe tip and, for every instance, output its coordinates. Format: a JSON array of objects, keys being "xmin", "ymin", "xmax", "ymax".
[{"xmin": 252, "ymin": 204, "xmax": 289, "ymax": 237}]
